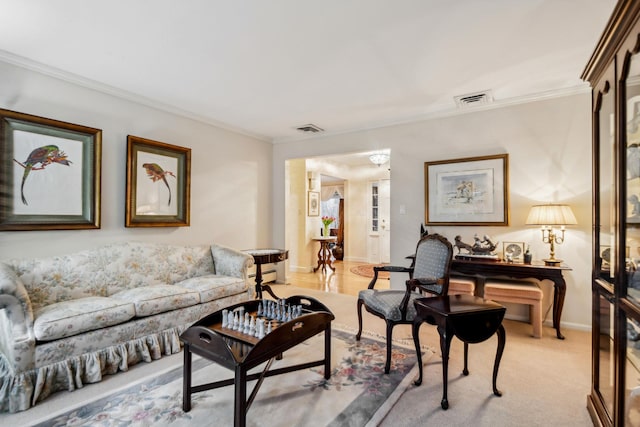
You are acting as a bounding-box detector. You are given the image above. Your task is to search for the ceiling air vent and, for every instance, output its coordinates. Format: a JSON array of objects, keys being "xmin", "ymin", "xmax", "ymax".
[
  {"xmin": 296, "ymin": 124, "xmax": 324, "ymax": 133},
  {"xmin": 454, "ymin": 90, "xmax": 493, "ymax": 108}
]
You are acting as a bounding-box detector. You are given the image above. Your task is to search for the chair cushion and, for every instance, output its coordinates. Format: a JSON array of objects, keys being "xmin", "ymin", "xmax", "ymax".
[
  {"xmin": 175, "ymin": 274, "xmax": 246, "ymax": 303},
  {"xmin": 358, "ymin": 289, "xmax": 420, "ymax": 321},
  {"xmin": 111, "ymin": 284, "xmax": 201, "ymax": 317},
  {"xmin": 33, "ymin": 296, "xmax": 136, "ymax": 341}
]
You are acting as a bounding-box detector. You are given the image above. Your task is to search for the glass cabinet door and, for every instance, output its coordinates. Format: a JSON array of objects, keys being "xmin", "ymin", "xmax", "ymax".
[
  {"xmin": 627, "ymin": 50, "xmax": 640, "ymax": 307},
  {"xmin": 598, "ymin": 80, "xmax": 616, "ymax": 286}
]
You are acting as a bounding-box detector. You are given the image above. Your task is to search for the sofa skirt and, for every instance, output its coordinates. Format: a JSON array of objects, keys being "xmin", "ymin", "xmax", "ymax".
[{"xmin": 0, "ymin": 292, "xmax": 249, "ymax": 413}]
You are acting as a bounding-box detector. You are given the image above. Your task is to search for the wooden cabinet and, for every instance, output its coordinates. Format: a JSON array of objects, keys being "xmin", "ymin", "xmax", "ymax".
[{"xmin": 583, "ymin": 2, "xmax": 640, "ymax": 425}]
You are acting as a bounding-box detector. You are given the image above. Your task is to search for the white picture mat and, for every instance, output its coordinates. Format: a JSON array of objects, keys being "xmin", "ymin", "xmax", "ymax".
[
  {"xmin": 135, "ymin": 151, "xmax": 178, "ymax": 216},
  {"xmin": 12, "ymin": 130, "xmax": 83, "ymax": 215}
]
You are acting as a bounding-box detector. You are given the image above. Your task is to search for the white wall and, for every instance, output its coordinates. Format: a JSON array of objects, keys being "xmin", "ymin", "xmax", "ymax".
[
  {"xmin": 0, "ymin": 61, "xmax": 273, "ymax": 259},
  {"xmin": 274, "ymin": 93, "xmax": 593, "ymax": 330}
]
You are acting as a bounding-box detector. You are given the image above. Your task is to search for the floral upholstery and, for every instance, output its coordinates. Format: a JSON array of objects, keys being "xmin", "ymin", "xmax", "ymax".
[
  {"xmin": 33, "ymin": 297, "xmax": 136, "ymax": 341},
  {"xmin": 175, "ymin": 274, "xmax": 247, "ymax": 303},
  {"xmin": 0, "ymin": 241, "xmax": 254, "ymax": 412},
  {"xmin": 111, "ymin": 284, "xmax": 200, "ymax": 317}
]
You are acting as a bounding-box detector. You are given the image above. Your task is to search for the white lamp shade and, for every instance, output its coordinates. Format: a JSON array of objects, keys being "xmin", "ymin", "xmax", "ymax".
[{"xmin": 525, "ymin": 204, "xmax": 578, "ymax": 226}]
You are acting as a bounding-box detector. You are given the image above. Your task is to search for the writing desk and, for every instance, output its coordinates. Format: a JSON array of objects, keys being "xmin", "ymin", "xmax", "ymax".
[{"xmin": 451, "ymin": 257, "xmax": 571, "ymax": 339}]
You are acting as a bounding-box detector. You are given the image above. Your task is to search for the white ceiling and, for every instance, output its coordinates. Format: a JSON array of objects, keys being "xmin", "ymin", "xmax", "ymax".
[{"xmin": 0, "ymin": 1, "xmax": 616, "ymax": 143}]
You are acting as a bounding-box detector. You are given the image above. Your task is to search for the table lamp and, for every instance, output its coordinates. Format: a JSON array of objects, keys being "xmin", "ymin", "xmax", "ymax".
[{"xmin": 525, "ymin": 204, "xmax": 577, "ymax": 266}]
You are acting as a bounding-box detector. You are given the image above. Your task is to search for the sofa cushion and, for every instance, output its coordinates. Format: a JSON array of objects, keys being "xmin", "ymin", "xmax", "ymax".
[
  {"xmin": 111, "ymin": 284, "xmax": 200, "ymax": 317},
  {"xmin": 33, "ymin": 296, "xmax": 136, "ymax": 341},
  {"xmin": 175, "ymin": 274, "xmax": 247, "ymax": 303}
]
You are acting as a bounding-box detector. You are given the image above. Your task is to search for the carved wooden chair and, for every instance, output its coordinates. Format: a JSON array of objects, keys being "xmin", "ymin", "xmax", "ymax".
[{"xmin": 356, "ymin": 233, "xmax": 453, "ymax": 373}]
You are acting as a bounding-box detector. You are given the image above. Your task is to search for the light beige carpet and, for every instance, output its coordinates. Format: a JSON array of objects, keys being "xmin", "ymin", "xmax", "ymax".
[{"xmin": 272, "ymin": 285, "xmax": 593, "ymax": 427}]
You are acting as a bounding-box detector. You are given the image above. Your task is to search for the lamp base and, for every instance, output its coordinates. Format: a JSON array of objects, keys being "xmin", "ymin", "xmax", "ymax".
[{"xmin": 543, "ymin": 258, "xmax": 562, "ymax": 266}]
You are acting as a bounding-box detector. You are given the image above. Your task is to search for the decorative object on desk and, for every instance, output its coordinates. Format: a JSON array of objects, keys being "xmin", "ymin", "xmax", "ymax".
[
  {"xmin": 321, "ymin": 215, "xmax": 335, "ymax": 237},
  {"xmin": 420, "ymin": 223, "xmax": 429, "ymax": 237},
  {"xmin": 308, "ymin": 190, "xmax": 319, "ymax": 216},
  {"xmin": 0, "ymin": 108, "xmax": 101, "ymax": 231},
  {"xmin": 424, "ymin": 153, "xmax": 509, "ymax": 226},
  {"xmin": 454, "ymin": 234, "xmax": 499, "ymax": 255},
  {"xmin": 125, "ymin": 135, "xmax": 190, "ymax": 227},
  {"xmin": 526, "ymin": 203, "xmax": 577, "ymax": 266},
  {"xmin": 503, "ymin": 242, "xmax": 525, "ymax": 262},
  {"xmin": 524, "ymin": 245, "xmax": 532, "ymax": 264}
]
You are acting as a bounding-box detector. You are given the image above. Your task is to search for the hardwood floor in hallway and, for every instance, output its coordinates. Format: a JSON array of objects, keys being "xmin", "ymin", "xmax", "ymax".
[{"xmin": 284, "ymin": 259, "xmax": 392, "ymax": 297}]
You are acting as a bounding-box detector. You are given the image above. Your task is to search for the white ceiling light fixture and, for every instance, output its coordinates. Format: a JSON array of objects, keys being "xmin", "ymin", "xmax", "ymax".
[{"xmin": 369, "ymin": 153, "xmax": 390, "ymax": 167}]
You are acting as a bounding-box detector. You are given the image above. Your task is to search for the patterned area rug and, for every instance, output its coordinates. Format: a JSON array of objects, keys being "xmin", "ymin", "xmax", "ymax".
[
  {"xmin": 33, "ymin": 329, "xmax": 419, "ymax": 427},
  {"xmin": 349, "ymin": 264, "xmax": 390, "ymax": 280}
]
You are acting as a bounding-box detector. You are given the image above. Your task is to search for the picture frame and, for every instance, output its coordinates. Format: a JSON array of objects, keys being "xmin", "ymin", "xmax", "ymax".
[
  {"xmin": 0, "ymin": 108, "xmax": 101, "ymax": 231},
  {"xmin": 308, "ymin": 191, "xmax": 320, "ymax": 216},
  {"xmin": 424, "ymin": 153, "xmax": 509, "ymax": 226},
  {"xmin": 125, "ymin": 135, "xmax": 191, "ymax": 227},
  {"xmin": 503, "ymin": 242, "xmax": 525, "ymax": 262}
]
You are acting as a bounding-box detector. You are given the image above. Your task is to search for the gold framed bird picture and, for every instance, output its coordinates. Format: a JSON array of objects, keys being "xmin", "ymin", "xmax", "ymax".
[
  {"xmin": 0, "ymin": 108, "xmax": 101, "ymax": 231},
  {"xmin": 125, "ymin": 135, "xmax": 191, "ymax": 227}
]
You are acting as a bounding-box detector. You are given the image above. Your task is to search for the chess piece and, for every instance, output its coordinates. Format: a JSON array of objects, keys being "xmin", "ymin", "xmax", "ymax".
[
  {"xmin": 257, "ymin": 318, "xmax": 265, "ymax": 339},
  {"xmin": 243, "ymin": 313, "xmax": 250, "ymax": 334},
  {"xmin": 249, "ymin": 315, "xmax": 256, "ymax": 334},
  {"xmin": 233, "ymin": 312, "xmax": 240, "ymax": 330},
  {"xmin": 267, "ymin": 321, "xmax": 273, "ymax": 334},
  {"xmin": 222, "ymin": 309, "xmax": 228, "ymax": 328}
]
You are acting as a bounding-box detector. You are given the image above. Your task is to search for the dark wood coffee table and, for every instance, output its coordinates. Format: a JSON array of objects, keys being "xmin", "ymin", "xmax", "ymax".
[
  {"xmin": 412, "ymin": 294, "xmax": 506, "ymax": 410},
  {"xmin": 180, "ymin": 295, "xmax": 334, "ymax": 427}
]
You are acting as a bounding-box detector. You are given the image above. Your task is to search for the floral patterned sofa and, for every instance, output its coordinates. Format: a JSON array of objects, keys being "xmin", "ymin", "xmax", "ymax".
[{"xmin": 0, "ymin": 241, "xmax": 254, "ymax": 412}]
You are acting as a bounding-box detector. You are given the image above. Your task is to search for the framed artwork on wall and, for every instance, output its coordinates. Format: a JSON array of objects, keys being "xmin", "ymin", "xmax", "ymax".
[
  {"xmin": 125, "ymin": 135, "xmax": 191, "ymax": 227},
  {"xmin": 0, "ymin": 108, "xmax": 101, "ymax": 231},
  {"xmin": 424, "ymin": 153, "xmax": 509, "ymax": 226},
  {"xmin": 308, "ymin": 191, "xmax": 319, "ymax": 216}
]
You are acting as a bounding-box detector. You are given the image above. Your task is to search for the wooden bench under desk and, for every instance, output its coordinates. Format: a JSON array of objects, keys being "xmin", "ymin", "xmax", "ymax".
[{"xmin": 450, "ymin": 257, "xmax": 571, "ymax": 340}]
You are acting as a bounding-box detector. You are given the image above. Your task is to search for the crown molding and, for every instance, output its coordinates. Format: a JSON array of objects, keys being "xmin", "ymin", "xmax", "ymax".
[
  {"xmin": 271, "ymin": 84, "xmax": 592, "ymax": 144},
  {"xmin": 0, "ymin": 49, "xmax": 590, "ymax": 146},
  {"xmin": 0, "ymin": 50, "xmax": 271, "ymax": 142}
]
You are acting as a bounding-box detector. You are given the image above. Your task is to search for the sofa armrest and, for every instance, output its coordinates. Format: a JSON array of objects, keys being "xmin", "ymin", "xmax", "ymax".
[
  {"xmin": 210, "ymin": 243, "xmax": 255, "ymax": 279},
  {"xmin": 0, "ymin": 262, "xmax": 36, "ymax": 372}
]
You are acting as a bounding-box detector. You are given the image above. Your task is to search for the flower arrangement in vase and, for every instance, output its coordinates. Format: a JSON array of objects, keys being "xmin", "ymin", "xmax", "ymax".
[{"xmin": 321, "ymin": 216, "xmax": 335, "ymax": 236}]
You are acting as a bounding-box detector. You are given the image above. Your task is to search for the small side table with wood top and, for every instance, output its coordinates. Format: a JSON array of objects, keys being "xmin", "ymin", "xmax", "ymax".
[
  {"xmin": 242, "ymin": 249, "xmax": 288, "ymax": 300},
  {"xmin": 312, "ymin": 237, "xmax": 337, "ymax": 273},
  {"xmin": 412, "ymin": 294, "xmax": 506, "ymax": 410}
]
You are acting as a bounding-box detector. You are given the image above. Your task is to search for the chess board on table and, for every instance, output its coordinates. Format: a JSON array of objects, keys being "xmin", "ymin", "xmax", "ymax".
[{"xmin": 180, "ymin": 295, "xmax": 335, "ymax": 426}]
